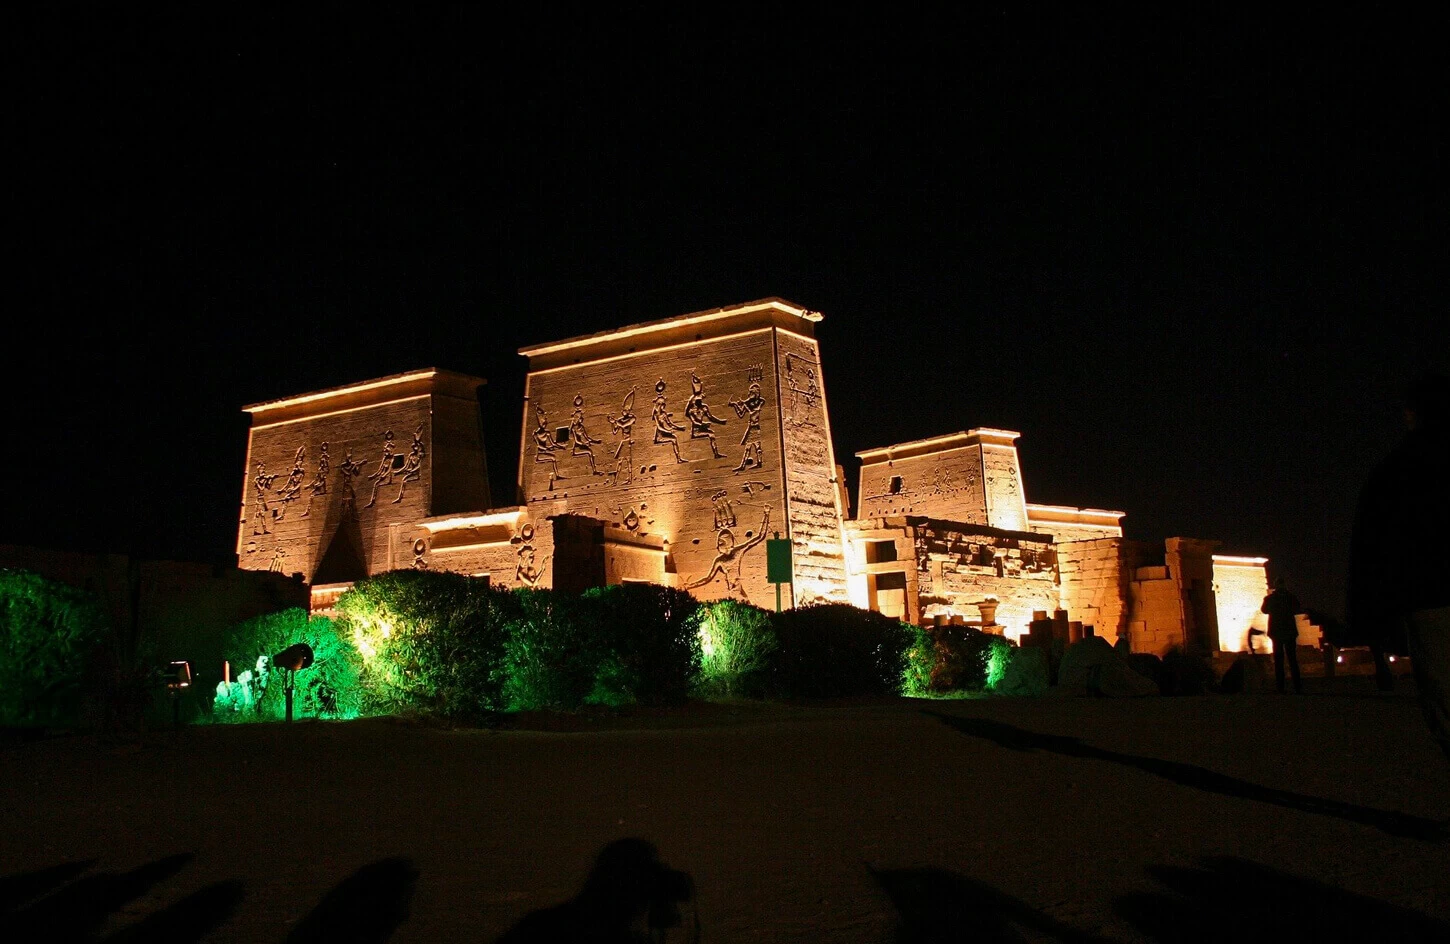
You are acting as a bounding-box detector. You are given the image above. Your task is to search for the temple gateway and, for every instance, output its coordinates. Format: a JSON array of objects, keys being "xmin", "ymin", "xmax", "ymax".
[{"xmin": 236, "ymin": 298, "xmax": 1302, "ymax": 656}]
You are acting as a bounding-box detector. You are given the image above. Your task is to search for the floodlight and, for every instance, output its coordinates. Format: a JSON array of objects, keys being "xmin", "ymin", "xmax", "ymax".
[
  {"xmin": 163, "ymin": 661, "xmax": 191, "ymax": 730},
  {"xmin": 272, "ymin": 643, "xmax": 315, "ymax": 722}
]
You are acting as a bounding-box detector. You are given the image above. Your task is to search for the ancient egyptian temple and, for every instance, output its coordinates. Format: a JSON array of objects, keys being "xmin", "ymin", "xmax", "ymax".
[{"xmin": 236, "ymin": 298, "xmax": 1294, "ymax": 656}]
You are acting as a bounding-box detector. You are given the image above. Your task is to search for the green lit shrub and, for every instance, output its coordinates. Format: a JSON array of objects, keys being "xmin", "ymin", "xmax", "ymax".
[
  {"xmin": 765, "ymin": 604, "xmax": 917, "ymax": 698},
  {"xmin": 212, "ymin": 608, "xmax": 360, "ymax": 722},
  {"xmin": 0, "ymin": 569, "xmax": 109, "ymax": 726},
  {"xmin": 985, "ymin": 636, "xmax": 1013, "ymax": 690},
  {"xmin": 577, "ymin": 584, "xmax": 702, "ymax": 706},
  {"xmin": 915, "ymin": 624, "xmax": 1014, "ymax": 693},
  {"xmin": 695, "ymin": 599, "xmax": 776, "ymax": 698},
  {"xmin": 335, "ymin": 570, "xmax": 512, "ymax": 720},
  {"xmin": 498, "ymin": 588, "xmax": 597, "ymax": 711},
  {"xmin": 901, "ymin": 622, "xmax": 936, "ymax": 697}
]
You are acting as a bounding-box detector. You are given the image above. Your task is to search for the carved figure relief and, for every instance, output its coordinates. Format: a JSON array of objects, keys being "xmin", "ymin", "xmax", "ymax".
[
  {"xmin": 273, "ymin": 446, "xmax": 307, "ymax": 521},
  {"xmin": 607, "ymin": 388, "xmax": 637, "ymax": 485},
  {"xmin": 651, "ymin": 379, "xmax": 687, "ymax": 463},
  {"xmin": 685, "ymin": 503, "xmax": 771, "ymax": 599},
  {"xmin": 251, "ymin": 461, "xmax": 278, "ymax": 535},
  {"xmin": 267, "ymin": 547, "xmax": 287, "ymax": 574},
  {"xmin": 784, "ymin": 353, "xmax": 819, "ymax": 425},
  {"xmin": 364, "ymin": 430, "xmax": 398, "ymax": 508},
  {"xmin": 513, "ymin": 523, "xmax": 549, "ymax": 586},
  {"xmin": 302, "ymin": 442, "xmax": 329, "ymax": 518},
  {"xmin": 684, "ymin": 373, "xmax": 727, "ymax": 459},
  {"xmin": 392, "ymin": 426, "xmax": 426, "ymax": 503},
  {"xmin": 569, "ymin": 395, "xmax": 604, "ymax": 475},
  {"xmin": 338, "ymin": 450, "xmax": 365, "ymax": 520},
  {"xmin": 728, "ymin": 366, "xmax": 767, "ymax": 473},
  {"xmin": 532, "ymin": 405, "xmax": 563, "ymax": 490}
]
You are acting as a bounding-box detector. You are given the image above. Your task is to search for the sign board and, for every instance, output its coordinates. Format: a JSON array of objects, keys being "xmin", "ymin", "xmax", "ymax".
[{"xmin": 766, "ymin": 536, "xmax": 793, "ymax": 584}]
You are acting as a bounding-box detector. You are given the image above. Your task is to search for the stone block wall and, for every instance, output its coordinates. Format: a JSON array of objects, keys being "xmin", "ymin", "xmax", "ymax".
[{"xmin": 236, "ymin": 370, "xmax": 489, "ymax": 585}]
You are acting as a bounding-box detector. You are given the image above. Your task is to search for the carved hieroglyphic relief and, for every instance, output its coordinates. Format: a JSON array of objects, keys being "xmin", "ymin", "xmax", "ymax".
[
  {"xmin": 267, "ymin": 547, "xmax": 287, "ymax": 573},
  {"xmin": 338, "ymin": 450, "xmax": 365, "ymax": 520},
  {"xmin": 532, "ymin": 405, "xmax": 563, "ymax": 490},
  {"xmin": 728, "ymin": 366, "xmax": 767, "ymax": 473},
  {"xmin": 684, "ymin": 373, "xmax": 727, "ymax": 459},
  {"xmin": 569, "ymin": 395, "xmax": 604, "ymax": 475},
  {"xmin": 364, "ymin": 430, "xmax": 398, "ymax": 508},
  {"xmin": 392, "ymin": 426, "xmax": 426, "ymax": 503},
  {"xmin": 784, "ymin": 352, "xmax": 819, "ymax": 426},
  {"xmin": 273, "ymin": 446, "xmax": 307, "ymax": 522},
  {"xmin": 685, "ymin": 503, "xmax": 771, "ymax": 599},
  {"xmin": 607, "ymin": 388, "xmax": 637, "ymax": 485},
  {"xmin": 251, "ymin": 461, "xmax": 278, "ymax": 535},
  {"xmin": 302, "ymin": 442, "xmax": 329, "ymax": 518},
  {"xmin": 651, "ymin": 379, "xmax": 688, "ymax": 463},
  {"xmin": 514, "ymin": 523, "xmax": 549, "ymax": 586},
  {"xmin": 412, "ymin": 537, "xmax": 429, "ymax": 570},
  {"xmin": 711, "ymin": 489, "xmax": 737, "ymax": 530}
]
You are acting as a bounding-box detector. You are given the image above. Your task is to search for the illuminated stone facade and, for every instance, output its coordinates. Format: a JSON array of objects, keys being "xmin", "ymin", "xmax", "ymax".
[{"xmin": 236, "ymin": 298, "xmax": 1285, "ymax": 656}]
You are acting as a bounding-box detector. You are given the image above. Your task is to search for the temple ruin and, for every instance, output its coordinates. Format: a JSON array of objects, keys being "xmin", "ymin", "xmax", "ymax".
[{"xmin": 236, "ymin": 298, "xmax": 1305, "ymax": 655}]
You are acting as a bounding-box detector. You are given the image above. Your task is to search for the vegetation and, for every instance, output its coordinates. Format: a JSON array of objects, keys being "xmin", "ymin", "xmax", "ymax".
[
  {"xmin": 695, "ymin": 599, "xmax": 776, "ymax": 698},
  {"xmin": 212, "ymin": 609, "xmax": 361, "ymax": 721},
  {"xmin": 0, "ymin": 570, "xmax": 109, "ymax": 726}
]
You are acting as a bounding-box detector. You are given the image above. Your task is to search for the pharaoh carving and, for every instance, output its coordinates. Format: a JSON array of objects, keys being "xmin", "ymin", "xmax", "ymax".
[
  {"xmin": 607, "ymin": 388, "xmax": 637, "ymax": 485},
  {"xmin": 532, "ymin": 405, "xmax": 563, "ymax": 490},
  {"xmin": 686, "ymin": 503, "xmax": 771, "ymax": 599},
  {"xmin": 364, "ymin": 430, "xmax": 398, "ymax": 508},
  {"xmin": 251, "ymin": 461, "xmax": 278, "ymax": 535},
  {"xmin": 569, "ymin": 394, "xmax": 604, "ymax": 475},
  {"xmin": 302, "ymin": 442, "xmax": 329, "ymax": 518},
  {"xmin": 273, "ymin": 446, "xmax": 307, "ymax": 521},
  {"xmin": 392, "ymin": 426, "xmax": 426, "ymax": 503},
  {"xmin": 728, "ymin": 366, "xmax": 767, "ymax": 473},
  {"xmin": 338, "ymin": 450, "xmax": 365, "ymax": 519},
  {"xmin": 684, "ymin": 373, "xmax": 727, "ymax": 459},
  {"xmin": 651, "ymin": 379, "xmax": 687, "ymax": 463}
]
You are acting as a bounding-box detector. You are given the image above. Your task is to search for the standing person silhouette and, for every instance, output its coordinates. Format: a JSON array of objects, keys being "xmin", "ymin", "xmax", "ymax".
[
  {"xmin": 1348, "ymin": 371, "xmax": 1450, "ymax": 760},
  {"xmin": 1262, "ymin": 577, "xmax": 1303, "ymax": 693}
]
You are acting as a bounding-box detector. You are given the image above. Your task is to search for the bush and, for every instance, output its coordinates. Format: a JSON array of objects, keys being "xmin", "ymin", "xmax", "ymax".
[
  {"xmin": 335, "ymin": 570, "xmax": 513, "ymax": 720},
  {"xmin": 696, "ymin": 599, "xmax": 776, "ymax": 698},
  {"xmin": 212, "ymin": 609, "xmax": 361, "ymax": 722},
  {"xmin": 915, "ymin": 624, "xmax": 1012, "ymax": 693},
  {"xmin": 498, "ymin": 588, "xmax": 598, "ymax": 711},
  {"xmin": 0, "ymin": 570, "xmax": 109, "ymax": 726},
  {"xmin": 578, "ymin": 584, "xmax": 702, "ymax": 706},
  {"xmin": 766, "ymin": 604, "xmax": 917, "ymax": 698}
]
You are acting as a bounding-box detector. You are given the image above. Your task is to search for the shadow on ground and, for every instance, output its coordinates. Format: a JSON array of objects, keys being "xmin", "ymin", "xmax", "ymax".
[
  {"xmin": 872, "ymin": 865, "xmax": 1108, "ymax": 942},
  {"xmin": 927, "ymin": 711, "xmax": 1447, "ymax": 841},
  {"xmin": 1115, "ymin": 855, "xmax": 1450, "ymax": 942},
  {"xmin": 285, "ymin": 857, "xmax": 419, "ymax": 944},
  {"xmin": 0, "ymin": 853, "xmax": 243, "ymax": 943},
  {"xmin": 496, "ymin": 838, "xmax": 698, "ymax": 943}
]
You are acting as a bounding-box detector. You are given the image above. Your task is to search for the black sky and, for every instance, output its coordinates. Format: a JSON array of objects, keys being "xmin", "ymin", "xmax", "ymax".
[{"xmin": 11, "ymin": 8, "xmax": 1447, "ymax": 618}]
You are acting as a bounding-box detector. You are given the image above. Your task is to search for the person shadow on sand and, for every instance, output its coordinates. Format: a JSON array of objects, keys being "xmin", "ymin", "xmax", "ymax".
[{"xmin": 496, "ymin": 838, "xmax": 698, "ymax": 943}]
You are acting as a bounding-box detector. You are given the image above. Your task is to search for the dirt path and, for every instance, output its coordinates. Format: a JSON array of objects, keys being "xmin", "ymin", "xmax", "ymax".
[{"xmin": 4, "ymin": 683, "xmax": 1449, "ymax": 942}]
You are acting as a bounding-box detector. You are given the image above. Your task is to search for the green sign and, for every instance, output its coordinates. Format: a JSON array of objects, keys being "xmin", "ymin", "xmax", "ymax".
[{"xmin": 766, "ymin": 536, "xmax": 793, "ymax": 584}]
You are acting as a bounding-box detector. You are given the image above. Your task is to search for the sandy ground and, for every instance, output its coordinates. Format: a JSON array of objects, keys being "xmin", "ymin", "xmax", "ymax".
[{"xmin": 3, "ymin": 677, "xmax": 1449, "ymax": 942}]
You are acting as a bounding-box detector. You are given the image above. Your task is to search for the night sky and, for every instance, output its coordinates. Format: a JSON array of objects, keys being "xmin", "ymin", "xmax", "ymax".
[{"xmin": 12, "ymin": 8, "xmax": 1446, "ymax": 619}]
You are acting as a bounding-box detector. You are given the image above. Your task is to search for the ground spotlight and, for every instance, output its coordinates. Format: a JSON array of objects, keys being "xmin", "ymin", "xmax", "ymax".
[{"xmin": 272, "ymin": 643, "xmax": 314, "ymax": 722}]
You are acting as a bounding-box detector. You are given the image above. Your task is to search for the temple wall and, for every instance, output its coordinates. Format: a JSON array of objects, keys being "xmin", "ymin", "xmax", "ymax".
[
  {"xmin": 1212, "ymin": 556, "xmax": 1270, "ymax": 653},
  {"xmin": 858, "ymin": 447, "xmax": 989, "ymax": 522},
  {"xmin": 774, "ymin": 331, "xmax": 849, "ymax": 604},
  {"xmin": 520, "ymin": 329, "xmax": 790, "ymax": 608},
  {"xmin": 1057, "ymin": 537, "xmax": 1135, "ymax": 647},
  {"xmin": 239, "ymin": 397, "xmax": 436, "ymax": 584}
]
